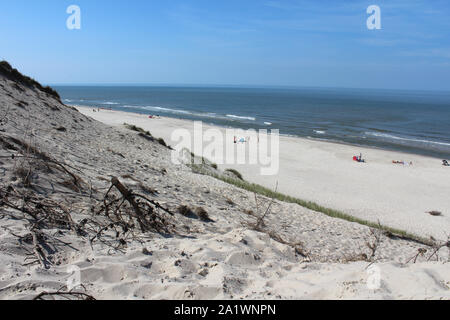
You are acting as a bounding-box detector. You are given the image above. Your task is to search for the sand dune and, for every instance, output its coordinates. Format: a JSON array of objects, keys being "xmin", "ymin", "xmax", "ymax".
[{"xmin": 0, "ymin": 65, "xmax": 448, "ymax": 300}]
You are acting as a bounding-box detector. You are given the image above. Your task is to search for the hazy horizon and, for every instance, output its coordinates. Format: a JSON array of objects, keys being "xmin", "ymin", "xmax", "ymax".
[{"xmin": 51, "ymin": 83, "xmax": 450, "ymax": 94}]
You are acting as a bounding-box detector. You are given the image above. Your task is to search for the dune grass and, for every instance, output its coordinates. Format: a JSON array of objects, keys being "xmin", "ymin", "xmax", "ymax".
[
  {"xmin": 123, "ymin": 123, "xmax": 171, "ymax": 149},
  {"xmin": 189, "ymin": 162, "xmax": 433, "ymax": 246},
  {"xmin": 225, "ymin": 168, "xmax": 244, "ymax": 180},
  {"xmin": 123, "ymin": 123, "xmax": 152, "ymax": 136},
  {"xmin": 0, "ymin": 61, "xmax": 61, "ymax": 101}
]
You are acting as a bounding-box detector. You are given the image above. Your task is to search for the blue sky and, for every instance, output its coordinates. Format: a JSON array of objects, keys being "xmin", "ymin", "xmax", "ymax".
[{"xmin": 1, "ymin": 0, "xmax": 450, "ymax": 90}]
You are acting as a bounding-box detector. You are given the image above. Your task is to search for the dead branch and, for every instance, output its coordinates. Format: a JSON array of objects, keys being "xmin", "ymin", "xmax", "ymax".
[
  {"xmin": 254, "ymin": 182, "xmax": 278, "ymax": 231},
  {"xmin": 406, "ymin": 248, "xmax": 428, "ymax": 264},
  {"xmin": 366, "ymin": 225, "xmax": 383, "ymax": 261},
  {"xmin": 268, "ymin": 231, "xmax": 311, "ymax": 260},
  {"xmin": 30, "ymin": 228, "xmax": 50, "ymax": 269},
  {"xmin": 111, "ymin": 177, "xmax": 148, "ymax": 231},
  {"xmin": 33, "ymin": 291, "xmax": 96, "ymax": 301},
  {"xmin": 427, "ymin": 238, "xmax": 450, "ymax": 262}
]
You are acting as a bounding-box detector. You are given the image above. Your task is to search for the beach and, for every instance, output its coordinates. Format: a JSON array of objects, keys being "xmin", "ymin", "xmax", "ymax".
[
  {"xmin": 3, "ymin": 0, "xmax": 450, "ymax": 302},
  {"xmin": 77, "ymin": 106, "xmax": 450, "ymax": 241},
  {"xmin": 1, "ymin": 66, "xmax": 449, "ymax": 300}
]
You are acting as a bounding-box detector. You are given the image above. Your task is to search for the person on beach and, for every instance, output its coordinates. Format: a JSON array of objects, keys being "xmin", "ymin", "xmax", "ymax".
[
  {"xmin": 392, "ymin": 160, "xmax": 413, "ymax": 166},
  {"xmin": 353, "ymin": 153, "xmax": 365, "ymax": 163},
  {"xmin": 357, "ymin": 153, "xmax": 363, "ymax": 162}
]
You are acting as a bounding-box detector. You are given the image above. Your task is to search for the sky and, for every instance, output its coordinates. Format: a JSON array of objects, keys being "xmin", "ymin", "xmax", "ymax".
[{"xmin": 1, "ymin": 0, "xmax": 450, "ymax": 90}]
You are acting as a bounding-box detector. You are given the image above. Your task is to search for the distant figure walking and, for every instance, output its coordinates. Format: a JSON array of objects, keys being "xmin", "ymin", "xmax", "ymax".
[{"xmin": 393, "ymin": 160, "xmax": 413, "ymax": 166}]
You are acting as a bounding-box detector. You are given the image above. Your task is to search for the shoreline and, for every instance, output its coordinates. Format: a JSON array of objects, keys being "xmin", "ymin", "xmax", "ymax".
[
  {"xmin": 73, "ymin": 106, "xmax": 449, "ymax": 160},
  {"xmin": 75, "ymin": 105, "xmax": 450, "ymax": 240}
]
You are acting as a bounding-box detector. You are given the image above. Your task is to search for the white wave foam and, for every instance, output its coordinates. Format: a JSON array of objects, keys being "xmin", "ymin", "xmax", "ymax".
[
  {"xmin": 125, "ymin": 105, "xmax": 214, "ymax": 118},
  {"xmin": 144, "ymin": 106, "xmax": 191, "ymax": 114},
  {"xmin": 226, "ymin": 114, "xmax": 256, "ymax": 121},
  {"xmin": 314, "ymin": 130, "xmax": 326, "ymax": 135},
  {"xmin": 365, "ymin": 132, "xmax": 450, "ymax": 147},
  {"xmin": 120, "ymin": 106, "xmax": 256, "ymax": 122},
  {"xmin": 264, "ymin": 122, "xmax": 272, "ymax": 126},
  {"xmin": 100, "ymin": 101, "xmax": 119, "ymax": 105}
]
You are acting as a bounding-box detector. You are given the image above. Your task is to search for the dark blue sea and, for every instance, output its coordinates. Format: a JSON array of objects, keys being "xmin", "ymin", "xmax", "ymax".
[{"xmin": 54, "ymin": 86, "xmax": 450, "ymax": 159}]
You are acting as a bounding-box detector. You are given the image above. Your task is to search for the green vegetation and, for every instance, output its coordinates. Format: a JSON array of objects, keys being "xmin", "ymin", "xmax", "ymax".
[
  {"xmin": 157, "ymin": 137, "xmax": 167, "ymax": 147},
  {"xmin": 123, "ymin": 123, "xmax": 170, "ymax": 149},
  {"xmin": 225, "ymin": 168, "xmax": 243, "ymax": 180},
  {"xmin": 0, "ymin": 61, "xmax": 61, "ymax": 101},
  {"xmin": 188, "ymin": 159, "xmax": 432, "ymax": 246},
  {"xmin": 123, "ymin": 123, "xmax": 152, "ymax": 136}
]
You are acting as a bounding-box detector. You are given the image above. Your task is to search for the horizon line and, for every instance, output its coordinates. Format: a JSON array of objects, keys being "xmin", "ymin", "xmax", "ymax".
[{"xmin": 48, "ymin": 83, "xmax": 450, "ymax": 94}]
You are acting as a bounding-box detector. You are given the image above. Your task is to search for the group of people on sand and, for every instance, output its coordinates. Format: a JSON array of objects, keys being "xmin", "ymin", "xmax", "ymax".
[
  {"xmin": 354, "ymin": 153, "xmax": 415, "ymax": 166},
  {"xmin": 92, "ymin": 107, "xmax": 112, "ymax": 112},
  {"xmin": 91, "ymin": 108, "xmax": 161, "ymax": 120},
  {"xmin": 391, "ymin": 159, "xmax": 450, "ymax": 167},
  {"xmin": 392, "ymin": 160, "xmax": 413, "ymax": 166},
  {"xmin": 234, "ymin": 136, "xmax": 251, "ymax": 144},
  {"xmin": 353, "ymin": 153, "xmax": 365, "ymax": 163},
  {"xmin": 353, "ymin": 153, "xmax": 414, "ymax": 166},
  {"xmin": 353, "ymin": 153, "xmax": 450, "ymax": 167}
]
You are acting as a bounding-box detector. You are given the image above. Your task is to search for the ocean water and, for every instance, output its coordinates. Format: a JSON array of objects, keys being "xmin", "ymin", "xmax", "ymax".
[{"xmin": 54, "ymin": 86, "xmax": 450, "ymax": 159}]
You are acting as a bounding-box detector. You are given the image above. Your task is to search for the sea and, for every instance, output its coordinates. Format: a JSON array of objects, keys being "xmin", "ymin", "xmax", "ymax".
[{"xmin": 53, "ymin": 86, "xmax": 450, "ymax": 159}]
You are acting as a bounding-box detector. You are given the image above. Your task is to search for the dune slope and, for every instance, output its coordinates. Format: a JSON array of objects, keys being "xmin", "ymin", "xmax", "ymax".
[{"xmin": 0, "ymin": 63, "xmax": 448, "ymax": 300}]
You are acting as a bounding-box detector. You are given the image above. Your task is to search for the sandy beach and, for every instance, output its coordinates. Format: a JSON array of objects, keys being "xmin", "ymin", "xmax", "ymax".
[
  {"xmin": 76, "ymin": 106, "xmax": 450, "ymax": 241},
  {"xmin": 1, "ymin": 66, "xmax": 449, "ymax": 300},
  {"xmin": 4, "ymin": 0, "xmax": 450, "ymax": 303}
]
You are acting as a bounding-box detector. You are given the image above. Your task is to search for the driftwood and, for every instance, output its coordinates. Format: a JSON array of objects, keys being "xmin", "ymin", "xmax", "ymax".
[
  {"xmin": 427, "ymin": 240, "xmax": 450, "ymax": 261},
  {"xmin": 0, "ymin": 185, "xmax": 84, "ymax": 269},
  {"xmin": 33, "ymin": 291, "xmax": 96, "ymax": 301},
  {"xmin": 111, "ymin": 177, "xmax": 147, "ymax": 231},
  {"xmin": 31, "ymin": 228, "xmax": 48, "ymax": 269},
  {"xmin": 108, "ymin": 177, "xmax": 174, "ymax": 233},
  {"xmin": 406, "ymin": 248, "xmax": 428, "ymax": 264},
  {"xmin": 254, "ymin": 183, "xmax": 278, "ymax": 231}
]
